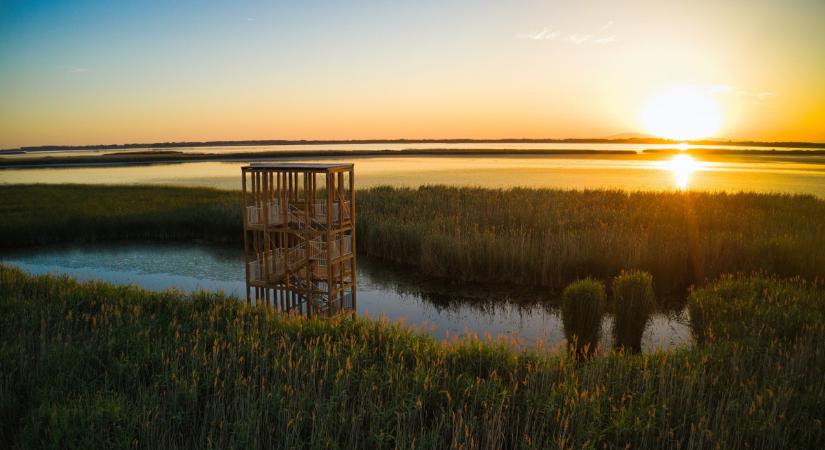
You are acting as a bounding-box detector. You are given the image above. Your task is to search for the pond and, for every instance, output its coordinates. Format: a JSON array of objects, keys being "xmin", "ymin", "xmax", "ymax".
[{"xmin": 0, "ymin": 242, "xmax": 691, "ymax": 352}]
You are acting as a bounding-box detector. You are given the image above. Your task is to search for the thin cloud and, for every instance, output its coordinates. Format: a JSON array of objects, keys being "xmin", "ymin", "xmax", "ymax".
[
  {"xmin": 564, "ymin": 33, "xmax": 615, "ymax": 45},
  {"xmin": 519, "ymin": 23, "xmax": 616, "ymax": 45},
  {"xmin": 564, "ymin": 34, "xmax": 592, "ymax": 44},
  {"xmin": 737, "ymin": 89, "xmax": 777, "ymax": 102},
  {"xmin": 704, "ymin": 85, "xmax": 777, "ymax": 102},
  {"xmin": 518, "ymin": 27, "xmax": 559, "ymax": 41}
]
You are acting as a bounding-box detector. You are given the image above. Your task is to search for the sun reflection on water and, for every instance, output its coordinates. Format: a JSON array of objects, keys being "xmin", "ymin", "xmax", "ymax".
[{"xmin": 665, "ymin": 154, "xmax": 700, "ymax": 190}]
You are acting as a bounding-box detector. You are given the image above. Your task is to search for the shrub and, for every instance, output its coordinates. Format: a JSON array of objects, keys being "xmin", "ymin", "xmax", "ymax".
[
  {"xmin": 561, "ymin": 278, "xmax": 606, "ymax": 357},
  {"xmin": 612, "ymin": 270, "xmax": 656, "ymax": 352}
]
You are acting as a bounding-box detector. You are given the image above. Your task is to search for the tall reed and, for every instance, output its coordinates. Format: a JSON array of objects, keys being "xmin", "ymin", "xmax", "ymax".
[
  {"xmin": 560, "ymin": 278, "xmax": 606, "ymax": 358},
  {"xmin": 4, "ymin": 184, "xmax": 825, "ymax": 294},
  {"xmin": 358, "ymin": 185, "xmax": 825, "ymax": 293},
  {"xmin": 1, "ymin": 265, "xmax": 823, "ymax": 448},
  {"xmin": 611, "ymin": 270, "xmax": 656, "ymax": 352},
  {"xmin": 689, "ymin": 274, "xmax": 825, "ymax": 345},
  {"xmin": 0, "ymin": 184, "xmax": 241, "ymax": 248}
]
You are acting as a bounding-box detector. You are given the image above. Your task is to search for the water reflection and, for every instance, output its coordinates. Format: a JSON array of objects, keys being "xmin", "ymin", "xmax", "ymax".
[
  {"xmin": 664, "ymin": 154, "xmax": 701, "ymax": 190},
  {"xmin": 3, "ymin": 153, "xmax": 825, "ymax": 197}
]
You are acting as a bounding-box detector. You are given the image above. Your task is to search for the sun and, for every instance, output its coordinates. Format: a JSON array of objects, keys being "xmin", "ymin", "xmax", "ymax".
[{"xmin": 641, "ymin": 86, "xmax": 722, "ymax": 141}]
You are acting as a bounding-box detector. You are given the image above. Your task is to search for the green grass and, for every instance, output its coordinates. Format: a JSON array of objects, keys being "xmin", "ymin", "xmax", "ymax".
[{"xmin": 1, "ymin": 265, "xmax": 823, "ymax": 449}]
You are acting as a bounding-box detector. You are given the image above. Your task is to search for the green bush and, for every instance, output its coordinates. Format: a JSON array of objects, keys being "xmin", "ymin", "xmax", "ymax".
[
  {"xmin": 561, "ymin": 278, "xmax": 606, "ymax": 357},
  {"xmin": 612, "ymin": 270, "xmax": 656, "ymax": 352}
]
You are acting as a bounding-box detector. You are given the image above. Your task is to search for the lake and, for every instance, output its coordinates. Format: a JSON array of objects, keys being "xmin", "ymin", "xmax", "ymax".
[
  {"xmin": 3, "ymin": 151, "xmax": 825, "ymax": 196},
  {"xmin": 0, "ymin": 242, "xmax": 691, "ymax": 351}
]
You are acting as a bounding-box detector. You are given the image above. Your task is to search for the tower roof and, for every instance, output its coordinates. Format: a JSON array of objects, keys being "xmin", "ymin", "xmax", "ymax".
[{"xmin": 243, "ymin": 162, "xmax": 353, "ymax": 172}]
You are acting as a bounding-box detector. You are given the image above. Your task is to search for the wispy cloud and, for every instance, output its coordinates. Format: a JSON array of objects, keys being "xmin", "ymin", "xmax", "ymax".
[
  {"xmin": 563, "ymin": 33, "xmax": 616, "ymax": 45},
  {"xmin": 517, "ymin": 27, "xmax": 559, "ymax": 41},
  {"xmin": 518, "ymin": 22, "xmax": 616, "ymax": 45},
  {"xmin": 710, "ymin": 84, "xmax": 776, "ymax": 101}
]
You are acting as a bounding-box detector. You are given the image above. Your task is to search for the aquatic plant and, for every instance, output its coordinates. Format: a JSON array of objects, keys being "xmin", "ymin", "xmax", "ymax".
[
  {"xmin": 4, "ymin": 184, "xmax": 825, "ymax": 294},
  {"xmin": 560, "ymin": 278, "xmax": 606, "ymax": 357},
  {"xmin": 357, "ymin": 185, "xmax": 825, "ymax": 293},
  {"xmin": 689, "ymin": 274, "xmax": 825, "ymax": 345},
  {"xmin": 611, "ymin": 270, "xmax": 656, "ymax": 352},
  {"xmin": 0, "ymin": 184, "xmax": 241, "ymax": 247},
  {"xmin": 1, "ymin": 265, "xmax": 824, "ymax": 448}
]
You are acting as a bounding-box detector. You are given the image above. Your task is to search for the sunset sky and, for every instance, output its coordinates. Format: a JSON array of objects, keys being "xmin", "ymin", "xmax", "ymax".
[{"xmin": 1, "ymin": 0, "xmax": 823, "ymax": 148}]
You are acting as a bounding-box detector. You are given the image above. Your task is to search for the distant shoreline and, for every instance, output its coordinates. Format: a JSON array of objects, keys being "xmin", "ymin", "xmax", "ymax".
[
  {"xmin": 0, "ymin": 148, "xmax": 637, "ymax": 169},
  {"xmin": 5, "ymin": 137, "xmax": 825, "ymax": 153},
  {"xmin": 3, "ymin": 147, "xmax": 825, "ymax": 170}
]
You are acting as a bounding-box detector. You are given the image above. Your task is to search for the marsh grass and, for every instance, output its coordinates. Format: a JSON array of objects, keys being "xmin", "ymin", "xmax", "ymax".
[
  {"xmin": 1, "ymin": 265, "xmax": 824, "ymax": 449},
  {"xmin": 358, "ymin": 185, "xmax": 825, "ymax": 293},
  {"xmin": 689, "ymin": 274, "xmax": 825, "ymax": 345},
  {"xmin": 560, "ymin": 278, "xmax": 606, "ymax": 358},
  {"xmin": 4, "ymin": 184, "xmax": 825, "ymax": 295},
  {"xmin": 0, "ymin": 184, "xmax": 241, "ymax": 248},
  {"xmin": 611, "ymin": 270, "xmax": 657, "ymax": 353}
]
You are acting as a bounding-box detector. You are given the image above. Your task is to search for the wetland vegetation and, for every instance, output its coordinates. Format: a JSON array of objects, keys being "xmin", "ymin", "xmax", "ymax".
[
  {"xmin": 2, "ymin": 183, "xmax": 825, "ymax": 448},
  {"xmin": 358, "ymin": 185, "xmax": 825, "ymax": 293},
  {"xmin": 4, "ymin": 184, "xmax": 825, "ymax": 294},
  {"xmin": 1, "ymin": 266, "xmax": 823, "ymax": 448}
]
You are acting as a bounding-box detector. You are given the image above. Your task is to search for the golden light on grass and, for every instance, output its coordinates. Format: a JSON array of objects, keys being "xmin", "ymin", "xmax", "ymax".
[
  {"xmin": 641, "ymin": 86, "xmax": 722, "ymax": 140},
  {"xmin": 665, "ymin": 153, "xmax": 700, "ymax": 190}
]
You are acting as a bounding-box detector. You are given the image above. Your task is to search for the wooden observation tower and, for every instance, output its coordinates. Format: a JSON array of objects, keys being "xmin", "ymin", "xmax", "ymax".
[{"xmin": 241, "ymin": 163, "xmax": 356, "ymax": 316}]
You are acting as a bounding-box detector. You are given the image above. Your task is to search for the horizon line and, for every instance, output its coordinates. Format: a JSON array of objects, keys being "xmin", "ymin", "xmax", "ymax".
[{"xmin": 7, "ymin": 137, "xmax": 825, "ymax": 153}]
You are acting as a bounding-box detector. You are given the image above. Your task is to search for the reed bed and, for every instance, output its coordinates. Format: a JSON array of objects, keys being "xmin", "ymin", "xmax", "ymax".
[
  {"xmin": 0, "ymin": 184, "xmax": 241, "ymax": 247},
  {"xmin": 358, "ymin": 185, "xmax": 825, "ymax": 292},
  {"xmin": 5, "ymin": 183, "xmax": 825, "ymax": 294},
  {"xmin": 1, "ymin": 265, "xmax": 823, "ymax": 449},
  {"xmin": 689, "ymin": 274, "xmax": 825, "ymax": 345}
]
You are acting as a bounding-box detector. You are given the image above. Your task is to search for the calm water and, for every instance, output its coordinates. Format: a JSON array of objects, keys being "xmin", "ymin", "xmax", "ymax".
[
  {"xmin": 3, "ymin": 142, "xmax": 812, "ymax": 159},
  {"xmin": 1, "ymin": 243, "xmax": 691, "ymax": 351},
  {"xmin": 3, "ymin": 153, "xmax": 825, "ymax": 196}
]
